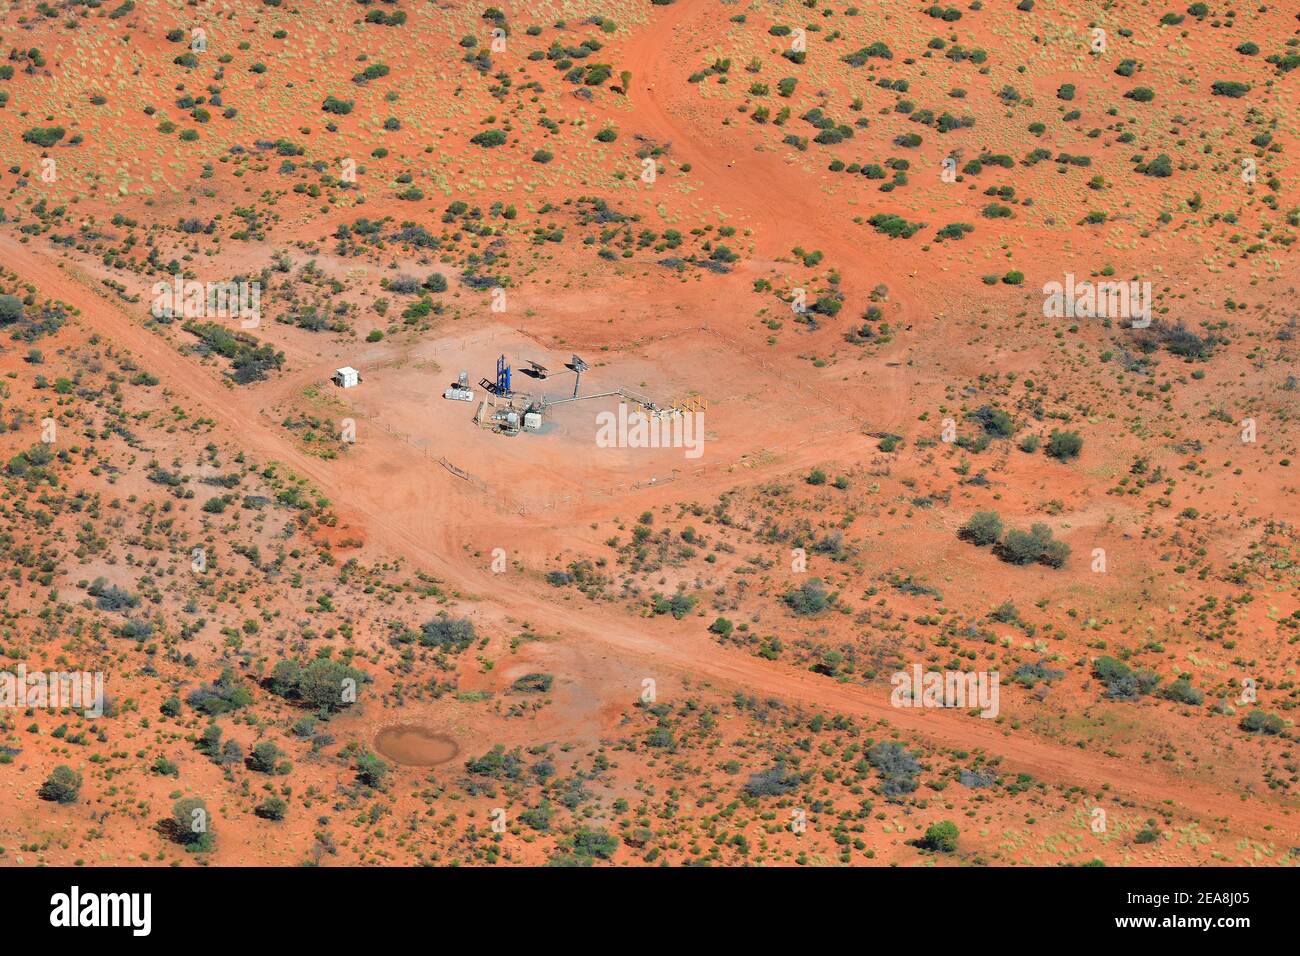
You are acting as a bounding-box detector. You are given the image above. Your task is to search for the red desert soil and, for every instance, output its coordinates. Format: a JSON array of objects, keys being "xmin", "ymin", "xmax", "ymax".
[
  {"xmin": 0, "ymin": 184, "xmax": 1287, "ymax": 843},
  {"xmin": 1, "ymin": 0, "xmax": 1296, "ymax": 867}
]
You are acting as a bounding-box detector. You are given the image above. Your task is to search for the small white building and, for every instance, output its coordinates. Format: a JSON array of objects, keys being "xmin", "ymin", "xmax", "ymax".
[
  {"xmin": 523, "ymin": 411, "xmax": 542, "ymax": 431},
  {"xmin": 333, "ymin": 366, "xmax": 360, "ymax": 388}
]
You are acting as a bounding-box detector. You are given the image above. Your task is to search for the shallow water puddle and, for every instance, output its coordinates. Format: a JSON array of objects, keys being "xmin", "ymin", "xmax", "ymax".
[{"xmin": 374, "ymin": 725, "xmax": 460, "ymax": 766}]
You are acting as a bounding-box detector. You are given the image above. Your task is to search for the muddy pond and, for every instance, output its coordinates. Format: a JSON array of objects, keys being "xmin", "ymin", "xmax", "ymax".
[{"xmin": 374, "ymin": 725, "xmax": 461, "ymax": 767}]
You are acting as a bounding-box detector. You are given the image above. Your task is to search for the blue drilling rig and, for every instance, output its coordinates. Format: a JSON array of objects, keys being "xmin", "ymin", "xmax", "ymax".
[{"xmin": 494, "ymin": 354, "xmax": 512, "ymax": 395}]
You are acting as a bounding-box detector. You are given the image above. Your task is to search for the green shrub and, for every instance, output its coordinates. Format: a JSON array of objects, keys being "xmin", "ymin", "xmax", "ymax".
[
  {"xmin": 249, "ymin": 741, "xmax": 288, "ymax": 774},
  {"xmin": 255, "ymin": 796, "xmax": 287, "ymax": 821},
  {"xmin": 274, "ymin": 657, "xmax": 365, "ymax": 714},
  {"xmin": 466, "ymin": 745, "xmax": 525, "ymax": 780},
  {"xmin": 1240, "ymin": 710, "xmax": 1284, "ymax": 735},
  {"xmin": 0, "ymin": 295, "xmax": 24, "ymax": 325},
  {"xmin": 970, "ymin": 404, "xmax": 1015, "ymax": 436},
  {"xmin": 1046, "ymin": 429, "xmax": 1083, "ymax": 460},
  {"xmin": 842, "ymin": 42, "xmax": 892, "ymax": 66},
  {"xmin": 355, "ymin": 750, "xmax": 389, "ymax": 787},
  {"xmin": 152, "ymin": 756, "xmax": 179, "ymax": 777},
  {"xmin": 22, "ymin": 126, "xmax": 65, "ymax": 147},
  {"xmin": 960, "ymin": 511, "xmax": 1003, "ymax": 546},
  {"xmin": 566, "ymin": 827, "xmax": 618, "ymax": 860},
  {"xmin": 651, "ymin": 591, "xmax": 697, "ymax": 619},
  {"xmin": 471, "ymin": 128, "xmax": 507, "ymax": 147},
  {"xmin": 417, "ymin": 615, "xmax": 476, "ymax": 653},
  {"xmin": 353, "ymin": 62, "xmax": 390, "ymax": 84},
  {"xmin": 867, "ymin": 213, "xmax": 922, "ymax": 239},
  {"xmin": 783, "ymin": 578, "xmax": 833, "ymax": 616},
  {"xmin": 1136, "ymin": 153, "xmax": 1173, "ymax": 178},
  {"xmin": 998, "ymin": 523, "xmax": 1069, "ymax": 568},
  {"xmin": 186, "ymin": 667, "xmax": 251, "ymax": 716},
  {"xmin": 1163, "ymin": 679, "xmax": 1204, "ymax": 706},
  {"xmin": 1210, "ymin": 80, "xmax": 1251, "ymax": 98},
  {"xmin": 922, "ymin": 820, "xmax": 959, "ymax": 852},
  {"xmin": 39, "ymin": 765, "xmax": 82, "ymax": 804},
  {"xmin": 935, "ymin": 222, "xmax": 974, "ymax": 241},
  {"xmin": 170, "ymin": 797, "xmax": 214, "ymax": 851},
  {"xmin": 744, "ymin": 760, "xmax": 801, "ymax": 797}
]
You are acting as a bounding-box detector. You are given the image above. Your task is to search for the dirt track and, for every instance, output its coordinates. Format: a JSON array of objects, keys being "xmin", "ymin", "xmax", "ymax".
[{"xmin": 622, "ymin": 1, "xmax": 931, "ymax": 327}]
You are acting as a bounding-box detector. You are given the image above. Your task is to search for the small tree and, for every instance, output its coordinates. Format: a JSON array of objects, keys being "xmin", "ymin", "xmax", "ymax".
[
  {"xmin": 22, "ymin": 126, "xmax": 65, "ymax": 147},
  {"xmin": 356, "ymin": 750, "xmax": 389, "ymax": 788},
  {"xmin": 1164, "ymin": 679, "xmax": 1204, "ymax": 706},
  {"xmin": 998, "ymin": 523, "xmax": 1067, "ymax": 568},
  {"xmin": 249, "ymin": 741, "xmax": 287, "ymax": 774},
  {"xmin": 198, "ymin": 723, "xmax": 223, "ymax": 759},
  {"xmin": 470, "ymin": 128, "xmax": 507, "ymax": 147},
  {"xmin": 419, "ymin": 615, "xmax": 476, "ymax": 653},
  {"xmin": 220, "ymin": 739, "xmax": 245, "ymax": 767},
  {"xmin": 1240, "ymin": 710, "xmax": 1284, "ymax": 735},
  {"xmin": 320, "ymin": 96, "xmax": 354, "ymax": 115},
  {"xmin": 1046, "ymin": 429, "xmax": 1083, "ymax": 460},
  {"xmin": 171, "ymin": 797, "xmax": 214, "ymax": 851},
  {"xmin": 0, "ymin": 294, "xmax": 23, "ymax": 325},
  {"xmin": 39, "ymin": 765, "xmax": 82, "ymax": 804},
  {"xmin": 1210, "ymin": 80, "xmax": 1251, "ymax": 98},
  {"xmin": 783, "ymin": 578, "xmax": 832, "ymax": 616},
  {"xmin": 1040, "ymin": 537, "xmax": 1071, "ymax": 568},
  {"xmin": 297, "ymin": 658, "xmax": 364, "ymax": 714},
  {"xmin": 923, "ymin": 820, "xmax": 959, "ymax": 852},
  {"xmin": 970, "ymin": 405, "xmax": 1015, "ymax": 437},
  {"xmin": 568, "ymin": 827, "xmax": 619, "ymax": 860},
  {"xmin": 960, "ymin": 511, "xmax": 1003, "ymax": 546},
  {"xmin": 255, "ymin": 797, "xmax": 288, "ymax": 821}
]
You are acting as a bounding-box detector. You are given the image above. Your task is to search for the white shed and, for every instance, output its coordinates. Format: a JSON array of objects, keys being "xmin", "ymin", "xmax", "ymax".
[{"xmin": 333, "ymin": 366, "xmax": 360, "ymax": 388}]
